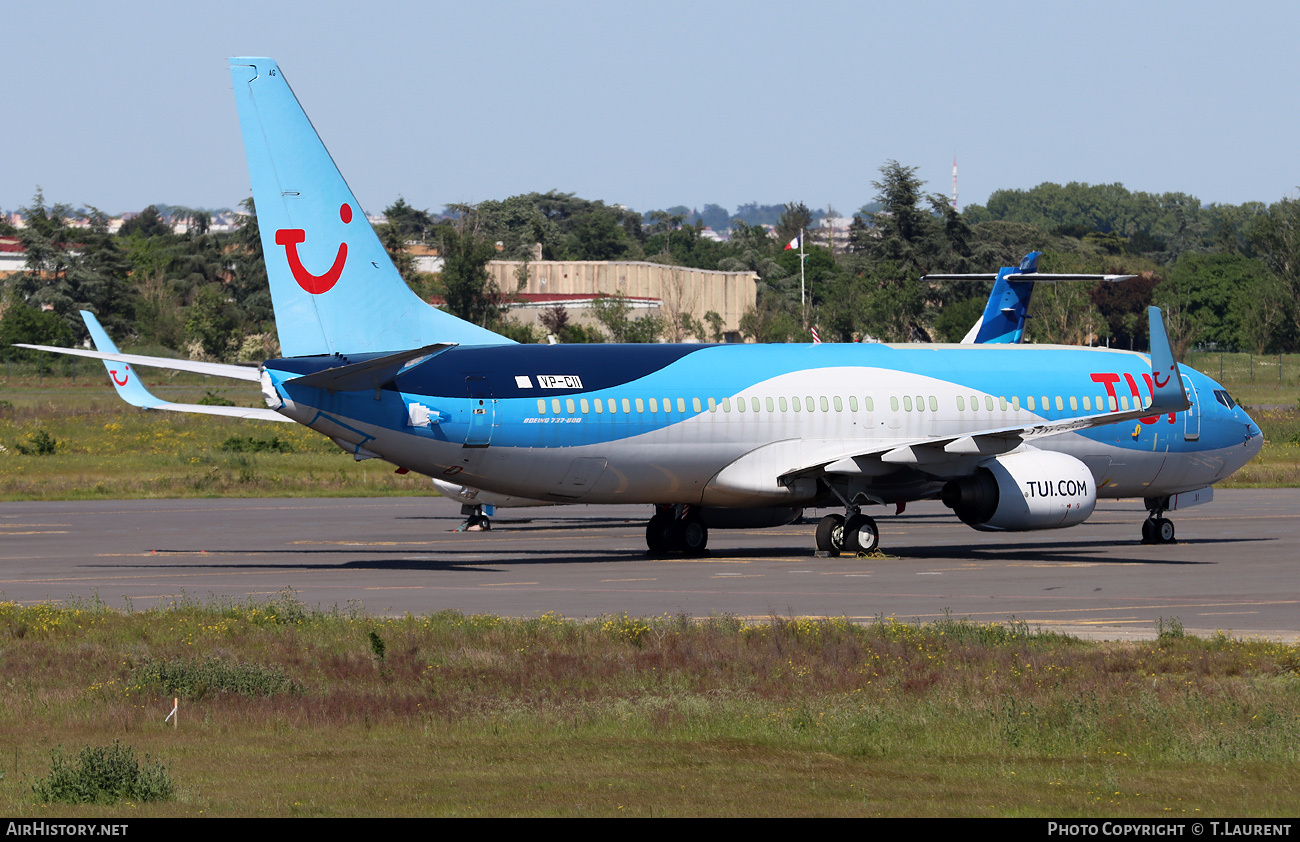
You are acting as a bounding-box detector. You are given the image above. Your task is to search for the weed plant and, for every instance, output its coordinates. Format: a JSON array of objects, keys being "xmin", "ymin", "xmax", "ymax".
[{"xmin": 30, "ymin": 742, "xmax": 174, "ymax": 805}]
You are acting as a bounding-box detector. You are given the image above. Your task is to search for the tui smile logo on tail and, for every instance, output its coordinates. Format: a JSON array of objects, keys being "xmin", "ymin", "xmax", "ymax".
[{"xmin": 275, "ymin": 203, "xmax": 353, "ymax": 294}]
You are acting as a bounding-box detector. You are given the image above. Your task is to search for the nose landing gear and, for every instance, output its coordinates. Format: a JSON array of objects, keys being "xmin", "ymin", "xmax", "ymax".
[{"xmin": 1141, "ymin": 499, "xmax": 1176, "ymax": 544}]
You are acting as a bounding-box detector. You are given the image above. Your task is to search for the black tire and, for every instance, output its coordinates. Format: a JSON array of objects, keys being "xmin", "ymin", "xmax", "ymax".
[
  {"xmin": 815, "ymin": 514, "xmax": 845, "ymax": 555},
  {"xmin": 680, "ymin": 518, "xmax": 708, "ymax": 555},
  {"xmin": 844, "ymin": 514, "xmax": 879, "ymax": 554},
  {"xmin": 646, "ymin": 514, "xmax": 672, "ymax": 554},
  {"xmin": 1141, "ymin": 519, "xmax": 1155, "ymax": 544}
]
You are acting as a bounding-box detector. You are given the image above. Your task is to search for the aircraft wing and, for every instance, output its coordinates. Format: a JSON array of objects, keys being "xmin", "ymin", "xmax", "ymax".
[
  {"xmin": 779, "ymin": 307, "xmax": 1188, "ymax": 484},
  {"xmin": 15, "ymin": 311, "xmax": 289, "ymax": 422}
]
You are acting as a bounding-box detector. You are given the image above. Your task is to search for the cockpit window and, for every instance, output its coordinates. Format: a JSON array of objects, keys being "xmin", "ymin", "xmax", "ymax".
[{"xmin": 1214, "ymin": 389, "xmax": 1238, "ymax": 410}]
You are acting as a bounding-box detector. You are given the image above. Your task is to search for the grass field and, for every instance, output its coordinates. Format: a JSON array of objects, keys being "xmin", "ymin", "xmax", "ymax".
[
  {"xmin": 1, "ymin": 596, "xmax": 1297, "ymax": 817},
  {"xmin": 3, "ymin": 352, "xmax": 1298, "ymax": 499}
]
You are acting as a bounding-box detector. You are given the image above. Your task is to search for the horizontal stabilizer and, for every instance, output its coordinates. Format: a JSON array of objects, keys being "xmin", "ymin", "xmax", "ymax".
[
  {"xmin": 288, "ymin": 343, "xmax": 456, "ymax": 391},
  {"xmin": 925, "ymin": 273, "xmax": 1135, "ymax": 283}
]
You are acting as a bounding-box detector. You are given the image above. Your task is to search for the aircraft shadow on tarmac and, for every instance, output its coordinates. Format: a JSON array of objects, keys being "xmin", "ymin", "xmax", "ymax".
[{"xmin": 82, "ymin": 527, "xmax": 1274, "ymax": 573}]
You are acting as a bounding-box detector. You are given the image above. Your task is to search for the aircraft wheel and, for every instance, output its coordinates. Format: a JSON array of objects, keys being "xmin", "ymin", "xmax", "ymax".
[
  {"xmin": 815, "ymin": 514, "xmax": 845, "ymax": 556},
  {"xmin": 679, "ymin": 517, "xmax": 709, "ymax": 555},
  {"xmin": 467, "ymin": 514, "xmax": 491, "ymax": 531},
  {"xmin": 844, "ymin": 514, "xmax": 879, "ymax": 554},
  {"xmin": 646, "ymin": 513, "xmax": 672, "ymax": 554},
  {"xmin": 1156, "ymin": 517, "xmax": 1175, "ymax": 544}
]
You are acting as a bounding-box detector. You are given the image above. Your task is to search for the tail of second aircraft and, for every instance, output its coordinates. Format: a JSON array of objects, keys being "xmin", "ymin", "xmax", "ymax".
[{"xmin": 229, "ymin": 57, "xmax": 513, "ymax": 358}]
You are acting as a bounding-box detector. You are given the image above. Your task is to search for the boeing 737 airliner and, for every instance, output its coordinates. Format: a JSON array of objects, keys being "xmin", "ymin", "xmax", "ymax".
[{"xmin": 19, "ymin": 58, "xmax": 1263, "ymax": 557}]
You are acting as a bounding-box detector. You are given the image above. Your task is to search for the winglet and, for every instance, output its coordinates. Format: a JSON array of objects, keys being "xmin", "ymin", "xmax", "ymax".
[
  {"xmin": 1146, "ymin": 306, "xmax": 1189, "ymax": 414},
  {"xmin": 81, "ymin": 310, "xmax": 164, "ymax": 409}
]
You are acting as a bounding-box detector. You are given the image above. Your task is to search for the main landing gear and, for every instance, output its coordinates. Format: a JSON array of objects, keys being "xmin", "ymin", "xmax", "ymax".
[
  {"xmin": 645, "ymin": 504, "xmax": 708, "ymax": 556},
  {"xmin": 1141, "ymin": 499, "xmax": 1176, "ymax": 545},
  {"xmin": 814, "ymin": 508, "xmax": 879, "ymax": 556},
  {"xmin": 459, "ymin": 503, "xmax": 491, "ymax": 532}
]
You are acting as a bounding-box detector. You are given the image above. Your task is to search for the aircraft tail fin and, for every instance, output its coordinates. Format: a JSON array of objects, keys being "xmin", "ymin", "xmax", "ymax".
[
  {"xmin": 927, "ymin": 252, "xmax": 1135, "ymax": 344},
  {"xmin": 228, "ymin": 57, "xmax": 513, "ymax": 357}
]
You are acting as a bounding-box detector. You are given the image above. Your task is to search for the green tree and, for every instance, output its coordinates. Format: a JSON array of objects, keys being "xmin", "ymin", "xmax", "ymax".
[
  {"xmin": 435, "ymin": 217, "xmax": 503, "ymax": 327},
  {"xmin": 775, "ymin": 202, "xmax": 813, "ymax": 247},
  {"xmin": 118, "ymin": 205, "xmax": 171, "ymax": 239},
  {"xmin": 0, "ymin": 301, "xmax": 75, "ymax": 360},
  {"xmin": 589, "ymin": 293, "xmax": 662, "ymax": 343}
]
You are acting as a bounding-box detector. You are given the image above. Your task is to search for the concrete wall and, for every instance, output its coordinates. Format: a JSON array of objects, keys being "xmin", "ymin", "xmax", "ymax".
[{"xmin": 487, "ymin": 260, "xmax": 758, "ymax": 340}]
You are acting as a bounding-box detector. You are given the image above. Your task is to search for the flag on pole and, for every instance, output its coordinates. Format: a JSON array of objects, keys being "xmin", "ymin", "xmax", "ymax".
[
  {"xmin": 784, "ymin": 234, "xmax": 801, "ymax": 251},
  {"xmin": 810, "ymin": 326, "xmax": 821, "ymax": 344}
]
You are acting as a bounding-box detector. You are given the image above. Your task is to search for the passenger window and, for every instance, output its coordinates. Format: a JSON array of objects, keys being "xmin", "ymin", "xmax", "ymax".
[
  {"xmin": 649, "ymin": 398, "xmax": 659, "ymax": 413},
  {"xmin": 1026, "ymin": 396, "xmax": 1036, "ymax": 411},
  {"xmin": 865, "ymin": 396, "xmax": 874, "ymax": 411},
  {"xmin": 737, "ymin": 398, "xmax": 746, "ymax": 413},
  {"xmin": 635, "ymin": 398, "xmax": 645, "ymax": 413},
  {"xmin": 580, "ymin": 398, "xmax": 589, "ymax": 414},
  {"xmin": 805, "ymin": 397, "xmax": 815, "ymax": 412},
  {"xmin": 622, "ymin": 398, "xmax": 631, "ymax": 414},
  {"xmin": 1120, "ymin": 396, "xmax": 1129, "ymax": 410},
  {"xmin": 985, "ymin": 396, "xmax": 995, "ymax": 411},
  {"xmin": 609, "ymin": 398, "xmax": 618, "ymax": 414},
  {"xmin": 890, "ymin": 396, "xmax": 900, "ymax": 412},
  {"xmin": 1107, "ymin": 395, "xmax": 1117, "ymax": 411},
  {"xmin": 779, "ymin": 397, "xmax": 789, "ymax": 412},
  {"xmin": 594, "ymin": 399, "xmax": 603, "ymax": 414},
  {"xmin": 678, "ymin": 398, "xmax": 687, "ymax": 413},
  {"xmin": 752, "ymin": 397, "xmax": 761, "ymax": 412},
  {"xmin": 914, "ymin": 395, "xmax": 924, "ymax": 411},
  {"xmin": 820, "ymin": 396, "xmax": 830, "ymax": 412},
  {"xmin": 722, "ymin": 398, "xmax": 731, "ymax": 412},
  {"xmin": 792, "ymin": 396, "xmax": 801, "ymax": 412},
  {"xmin": 1082, "ymin": 396, "xmax": 1091, "ymax": 411},
  {"xmin": 766, "ymin": 397, "xmax": 775, "ymax": 412},
  {"xmin": 537, "ymin": 399, "xmax": 547, "ymax": 414},
  {"xmin": 928, "ymin": 396, "xmax": 938, "ymax": 412},
  {"xmin": 956, "ymin": 396, "xmax": 966, "ymax": 411},
  {"xmin": 692, "ymin": 397, "xmax": 702, "ymax": 413},
  {"xmin": 833, "ymin": 396, "xmax": 843, "ymax": 412},
  {"xmin": 566, "ymin": 398, "xmax": 575, "ymax": 414},
  {"xmin": 552, "ymin": 399, "xmax": 562, "ymax": 414},
  {"xmin": 903, "ymin": 396, "xmax": 913, "ymax": 411},
  {"xmin": 849, "ymin": 396, "xmax": 858, "ymax": 412},
  {"xmin": 708, "ymin": 397, "xmax": 717, "ymax": 412}
]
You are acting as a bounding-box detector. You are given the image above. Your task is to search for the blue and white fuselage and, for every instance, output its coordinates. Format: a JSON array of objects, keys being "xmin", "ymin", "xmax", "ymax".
[{"xmin": 265, "ymin": 340, "xmax": 1259, "ymax": 510}]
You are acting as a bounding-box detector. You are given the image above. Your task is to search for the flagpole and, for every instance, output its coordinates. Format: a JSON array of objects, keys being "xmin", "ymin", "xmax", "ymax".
[{"xmin": 799, "ymin": 227, "xmax": 807, "ymax": 330}]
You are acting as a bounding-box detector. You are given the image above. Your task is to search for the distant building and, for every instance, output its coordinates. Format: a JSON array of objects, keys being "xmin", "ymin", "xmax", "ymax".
[{"xmin": 484, "ymin": 260, "xmax": 757, "ymax": 342}]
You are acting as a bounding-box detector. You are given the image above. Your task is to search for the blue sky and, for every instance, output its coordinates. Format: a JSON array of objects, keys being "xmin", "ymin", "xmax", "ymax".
[{"xmin": 5, "ymin": 0, "xmax": 1298, "ymax": 219}]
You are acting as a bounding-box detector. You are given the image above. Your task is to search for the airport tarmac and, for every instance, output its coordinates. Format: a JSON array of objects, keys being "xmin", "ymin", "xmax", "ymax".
[{"xmin": 1, "ymin": 489, "xmax": 1296, "ymax": 641}]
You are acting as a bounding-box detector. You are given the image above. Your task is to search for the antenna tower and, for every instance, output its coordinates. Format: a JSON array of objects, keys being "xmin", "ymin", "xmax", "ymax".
[{"xmin": 951, "ymin": 154, "xmax": 958, "ymax": 210}]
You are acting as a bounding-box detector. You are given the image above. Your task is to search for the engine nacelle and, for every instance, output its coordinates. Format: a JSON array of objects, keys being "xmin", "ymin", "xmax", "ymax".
[{"xmin": 941, "ymin": 451, "xmax": 1096, "ymax": 531}]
